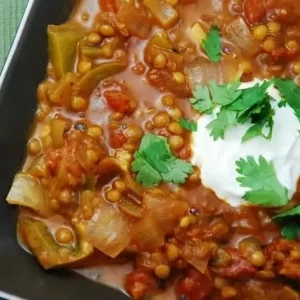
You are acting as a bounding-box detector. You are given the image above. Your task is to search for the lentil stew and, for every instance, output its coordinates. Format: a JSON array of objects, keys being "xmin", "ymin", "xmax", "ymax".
[{"xmin": 7, "ymin": 0, "xmax": 300, "ymax": 299}]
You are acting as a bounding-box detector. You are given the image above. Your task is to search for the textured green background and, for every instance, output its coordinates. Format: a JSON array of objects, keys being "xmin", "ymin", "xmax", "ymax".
[{"xmin": 0, "ymin": 0, "xmax": 28, "ymax": 71}]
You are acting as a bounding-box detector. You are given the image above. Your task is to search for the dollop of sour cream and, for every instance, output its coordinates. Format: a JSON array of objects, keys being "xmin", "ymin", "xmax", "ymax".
[{"xmin": 191, "ymin": 80, "xmax": 300, "ymax": 207}]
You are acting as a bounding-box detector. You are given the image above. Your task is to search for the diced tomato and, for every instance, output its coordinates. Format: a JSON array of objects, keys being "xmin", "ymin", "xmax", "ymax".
[
  {"xmin": 176, "ymin": 268, "xmax": 212, "ymax": 300},
  {"xmin": 104, "ymin": 90, "xmax": 135, "ymax": 114},
  {"xmin": 100, "ymin": 0, "xmax": 119, "ymax": 12},
  {"xmin": 187, "ymin": 220, "xmax": 230, "ymax": 241},
  {"xmin": 280, "ymin": 261, "xmax": 300, "ymax": 279},
  {"xmin": 125, "ymin": 270, "xmax": 157, "ymax": 300},
  {"xmin": 213, "ymin": 248, "xmax": 256, "ymax": 279},
  {"xmin": 45, "ymin": 141, "xmax": 83, "ymax": 178},
  {"xmin": 109, "ymin": 131, "xmax": 128, "ymax": 148},
  {"xmin": 271, "ymin": 47, "xmax": 298, "ymax": 63},
  {"xmin": 265, "ymin": 0, "xmax": 298, "ymax": 22},
  {"xmin": 244, "ymin": 0, "xmax": 266, "ymax": 23}
]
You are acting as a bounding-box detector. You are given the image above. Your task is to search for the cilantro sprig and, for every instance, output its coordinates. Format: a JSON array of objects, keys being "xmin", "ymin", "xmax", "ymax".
[
  {"xmin": 202, "ymin": 26, "xmax": 221, "ymax": 63},
  {"xmin": 274, "ymin": 78, "xmax": 300, "ymax": 120},
  {"xmin": 190, "ymin": 80, "xmax": 275, "ymax": 142},
  {"xmin": 179, "ymin": 118, "xmax": 197, "ymax": 132},
  {"xmin": 273, "ymin": 205, "xmax": 300, "ymax": 240},
  {"xmin": 132, "ymin": 134, "xmax": 193, "ymax": 187},
  {"xmin": 236, "ymin": 156, "xmax": 289, "ymax": 207}
]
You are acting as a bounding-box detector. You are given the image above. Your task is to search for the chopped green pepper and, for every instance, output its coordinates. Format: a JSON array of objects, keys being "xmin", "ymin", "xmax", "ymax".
[
  {"xmin": 48, "ymin": 24, "xmax": 85, "ymax": 78},
  {"xmin": 75, "ymin": 62, "xmax": 127, "ymax": 97},
  {"xmin": 19, "ymin": 217, "xmax": 93, "ymax": 269}
]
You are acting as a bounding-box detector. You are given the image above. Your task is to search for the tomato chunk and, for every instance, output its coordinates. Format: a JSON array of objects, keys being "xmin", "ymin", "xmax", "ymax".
[
  {"xmin": 213, "ymin": 248, "xmax": 256, "ymax": 279},
  {"xmin": 104, "ymin": 90, "xmax": 136, "ymax": 114},
  {"xmin": 100, "ymin": 0, "xmax": 119, "ymax": 12},
  {"xmin": 176, "ymin": 268, "xmax": 212, "ymax": 300},
  {"xmin": 244, "ymin": 0, "xmax": 266, "ymax": 23},
  {"xmin": 125, "ymin": 270, "xmax": 157, "ymax": 300},
  {"xmin": 109, "ymin": 131, "xmax": 127, "ymax": 148}
]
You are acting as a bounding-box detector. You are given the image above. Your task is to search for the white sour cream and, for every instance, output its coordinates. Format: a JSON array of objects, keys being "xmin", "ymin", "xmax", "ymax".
[{"xmin": 191, "ymin": 80, "xmax": 300, "ymax": 207}]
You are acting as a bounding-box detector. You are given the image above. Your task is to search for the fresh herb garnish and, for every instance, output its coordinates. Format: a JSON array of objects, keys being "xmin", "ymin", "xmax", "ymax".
[
  {"xmin": 202, "ymin": 25, "xmax": 221, "ymax": 63},
  {"xmin": 230, "ymin": 81, "xmax": 271, "ymax": 114},
  {"xmin": 273, "ymin": 205, "xmax": 300, "ymax": 239},
  {"xmin": 209, "ymin": 81, "xmax": 242, "ymax": 105},
  {"xmin": 179, "ymin": 118, "xmax": 198, "ymax": 132},
  {"xmin": 189, "ymin": 81, "xmax": 241, "ymax": 114},
  {"xmin": 236, "ymin": 155, "xmax": 289, "ymax": 206},
  {"xmin": 241, "ymin": 101, "xmax": 275, "ymax": 142},
  {"xmin": 190, "ymin": 80, "xmax": 275, "ymax": 142},
  {"xmin": 207, "ymin": 109, "xmax": 238, "ymax": 140},
  {"xmin": 132, "ymin": 134, "xmax": 193, "ymax": 187},
  {"xmin": 274, "ymin": 78, "xmax": 300, "ymax": 120},
  {"xmin": 190, "ymin": 85, "xmax": 213, "ymax": 114}
]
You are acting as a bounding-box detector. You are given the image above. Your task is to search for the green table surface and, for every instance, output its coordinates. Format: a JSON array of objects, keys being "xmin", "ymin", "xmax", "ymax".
[{"xmin": 0, "ymin": 0, "xmax": 28, "ymax": 71}]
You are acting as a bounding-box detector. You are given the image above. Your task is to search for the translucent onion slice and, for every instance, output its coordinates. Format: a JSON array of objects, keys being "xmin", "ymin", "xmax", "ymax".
[
  {"xmin": 117, "ymin": 1, "xmax": 152, "ymax": 39},
  {"xmin": 196, "ymin": 0, "xmax": 223, "ymax": 18},
  {"xmin": 86, "ymin": 202, "xmax": 131, "ymax": 258},
  {"xmin": 144, "ymin": 189, "xmax": 188, "ymax": 235},
  {"xmin": 131, "ymin": 214, "xmax": 165, "ymax": 251},
  {"xmin": 144, "ymin": 0, "xmax": 179, "ymax": 29},
  {"xmin": 181, "ymin": 239, "xmax": 216, "ymax": 274},
  {"xmin": 186, "ymin": 57, "xmax": 239, "ymax": 90},
  {"xmin": 7, "ymin": 173, "xmax": 52, "ymax": 217},
  {"xmin": 223, "ymin": 17, "xmax": 260, "ymax": 57}
]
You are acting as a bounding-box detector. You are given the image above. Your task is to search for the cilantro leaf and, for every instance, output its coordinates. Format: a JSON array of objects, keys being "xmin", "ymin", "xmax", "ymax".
[
  {"xmin": 236, "ymin": 156, "xmax": 289, "ymax": 206},
  {"xmin": 242, "ymin": 123, "xmax": 265, "ymax": 143},
  {"xmin": 274, "ymin": 78, "xmax": 300, "ymax": 120},
  {"xmin": 273, "ymin": 206, "xmax": 300, "ymax": 240},
  {"xmin": 179, "ymin": 118, "xmax": 198, "ymax": 132},
  {"xmin": 230, "ymin": 81, "xmax": 270, "ymax": 112},
  {"xmin": 189, "ymin": 80, "xmax": 276, "ymax": 142},
  {"xmin": 202, "ymin": 25, "xmax": 221, "ymax": 63},
  {"xmin": 132, "ymin": 153, "xmax": 161, "ymax": 187},
  {"xmin": 132, "ymin": 134, "xmax": 193, "ymax": 187},
  {"xmin": 242, "ymin": 102, "xmax": 275, "ymax": 142},
  {"xmin": 281, "ymin": 224, "xmax": 300, "ymax": 240},
  {"xmin": 207, "ymin": 109, "xmax": 237, "ymax": 140},
  {"xmin": 190, "ymin": 85, "xmax": 212, "ymax": 113},
  {"xmin": 209, "ymin": 80, "xmax": 242, "ymax": 106},
  {"xmin": 274, "ymin": 205, "xmax": 300, "ymax": 220},
  {"xmin": 161, "ymin": 158, "xmax": 194, "ymax": 184}
]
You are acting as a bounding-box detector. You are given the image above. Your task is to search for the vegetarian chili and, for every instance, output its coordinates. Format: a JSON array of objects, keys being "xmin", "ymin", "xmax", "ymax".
[{"xmin": 7, "ymin": 0, "xmax": 300, "ymax": 299}]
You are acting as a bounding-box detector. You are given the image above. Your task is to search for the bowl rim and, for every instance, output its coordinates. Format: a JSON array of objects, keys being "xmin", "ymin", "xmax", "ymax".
[
  {"xmin": 0, "ymin": 0, "xmax": 34, "ymax": 88},
  {"xmin": 0, "ymin": 2, "xmax": 33, "ymax": 299}
]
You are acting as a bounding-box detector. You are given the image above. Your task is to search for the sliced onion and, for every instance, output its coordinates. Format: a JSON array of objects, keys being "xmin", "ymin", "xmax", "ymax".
[
  {"xmin": 27, "ymin": 155, "xmax": 48, "ymax": 178},
  {"xmin": 115, "ymin": 150, "xmax": 133, "ymax": 173},
  {"xmin": 50, "ymin": 119, "xmax": 68, "ymax": 148},
  {"xmin": 186, "ymin": 57, "xmax": 240, "ymax": 90},
  {"xmin": 223, "ymin": 17, "xmax": 260, "ymax": 57},
  {"xmin": 123, "ymin": 174, "xmax": 144, "ymax": 197},
  {"xmin": 143, "ymin": 189, "xmax": 188, "ymax": 235},
  {"xmin": 118, "ymin": 197, "xmax": 143, "ymax": 219},
  {"xmin": 196, "ymin": 0, "xmax": 223, "ymax": 18},
  {"xmin": 7, "ymin": 173, "xmax": 52, "ymax": 217},
  {"xmin": 144, "ymin": 0, "xmax": 179, "ymax": 29},
  {"xmin": 117, "ymin": 1, "xmax": 152, "ymax": 39},
  {"xmin": 86, "ymin": 201, "xmax": 131, "ymax": 258},
  {"xmin": 182, "ymin": 239, "xmax": 216, "ymax": 274},
  {"xmin": 131, "ymin": 214, "xmax": 165, "ymax": 251}
]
